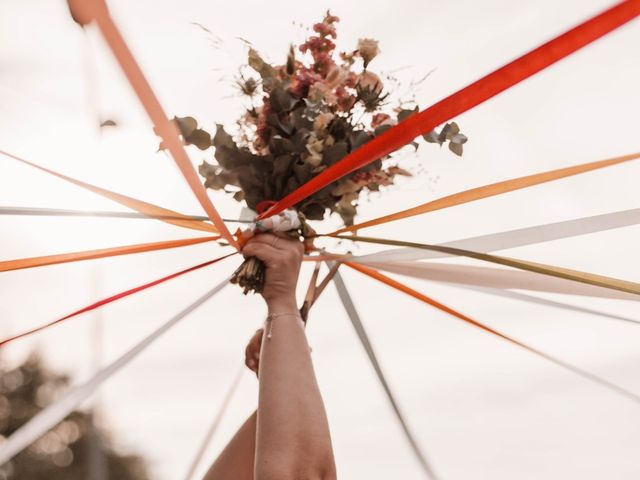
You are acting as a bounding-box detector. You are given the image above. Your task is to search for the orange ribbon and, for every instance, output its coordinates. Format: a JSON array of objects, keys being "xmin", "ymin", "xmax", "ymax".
[
  {"xmin": 330, "ymin": 152, "xmax": 640, "ymax": 235},
  {"xmin": 1, "ymin": 150, "xmax": 217, "ymax": 234},
  {"xmin": 0, "ymin": 252, "xmax": 236, "ymax": 348},
  {"xmin": 345, "ymin": 261, "xmax": 640, "ymax": 403},
  {"xmin": 0, "ymin": 236, "xmax": 220, "ymax": 273},
  {"xmin": 67, "ymin": 0, "xmax": 238, "ymax": 249}
]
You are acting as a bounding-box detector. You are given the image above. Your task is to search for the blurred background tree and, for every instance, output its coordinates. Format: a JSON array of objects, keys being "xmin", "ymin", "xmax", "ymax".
[{"xmin": 0, "ymin": 354, "xmax": 149, "ymax": 480}]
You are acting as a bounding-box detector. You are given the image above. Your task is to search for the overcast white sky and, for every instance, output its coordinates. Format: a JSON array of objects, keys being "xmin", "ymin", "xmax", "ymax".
[{"xmin": 1, "ymin": 1, "xmax": 639, "ymax": 479}]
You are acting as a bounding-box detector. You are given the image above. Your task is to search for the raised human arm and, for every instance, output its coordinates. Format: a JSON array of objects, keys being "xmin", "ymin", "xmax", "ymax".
[
  {"xmin": 202, "ymin": 233, "xmax": 335, "ymax": 480},
  {"xmin": 243, "ymin": 233, "xmax": 336, "ymax": 480}
]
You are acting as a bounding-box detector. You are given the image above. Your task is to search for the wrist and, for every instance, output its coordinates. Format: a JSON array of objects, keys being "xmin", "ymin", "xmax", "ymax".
[{"xmin": 266, "ymin": 296, "xmax": 298, "ymax": 314}]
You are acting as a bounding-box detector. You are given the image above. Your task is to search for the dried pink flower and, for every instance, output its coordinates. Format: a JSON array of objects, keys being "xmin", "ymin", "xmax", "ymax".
[
  {"xmin": 305, "ymin": 133, "xmax": 325, "ymax": 167},
  {"xmin": 313, "ymin": 22, "xmax": 337, "ymax": 38},
  {"xmin": 335, "ymin": 86, "xmax": 356, "ymax": 112},
  {"xmin": 344, "ymin": 71, "xmax": 358, "ymax": 88},
  {"xmin": 299, "ymin": 36, "xmax": 336, "ymax": 55},
  {"xmin": 358, "ymin": 71, "xmax": 383, "ymax": 94},
  {"xmin": 325, "ymin": 65, "xmax": 348, "ymax": 89},
  {"xmin": 289, "ymin": 67, "xmax": 322, "ymax": 97},
  {"xmin": 323, "ymin": 11, "xmax": 340, "ymax": 24},
  {"xmin": 357, "ymin": 38, "xmax": 380, "ymax": 67},
  {"xmin": 309, "ymin": 82, "xmax": 338, "ymax": 106},
  {"xmin": 314, "ymin": 112, "xmax": 335, "ymax": 131}
]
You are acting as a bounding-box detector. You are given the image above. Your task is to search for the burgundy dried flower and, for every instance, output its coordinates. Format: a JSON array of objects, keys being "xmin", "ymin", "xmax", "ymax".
[
  {"xmin": 256, "ymin": 99, "xmax": 272, "ymax": 143},
  {"xmin": 289, "ymin": 67, "xmax": 322, "ymax": 97},
  {"xmin": 344, "ymin": 71, "xmax": 358, "ymax": 88},
  {"xmin": 335, "ymin": 86, "xmax": 356, "ymax": 112},
  {"xmin": 371, "ymin": 113, "xmax": 392, "ymax": 129}
]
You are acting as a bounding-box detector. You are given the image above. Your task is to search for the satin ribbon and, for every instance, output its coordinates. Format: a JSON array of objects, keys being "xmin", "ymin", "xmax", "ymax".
[
  {"xmin": 449, "ymin": 284, "xmax": 640, "ymax": 326},
  {"xmin": 259, "ymin": 1, "xmax": 640, "ymax": 220},
  {"xmin": 0, "ymin": 206, "xmax": 249, "ymax": 224},
  {"xmin": 0, "ymin": 236, "xmax": 221, "ymax": 273},
  {"xmin": 345, "ymin": 262, "xmax": 640, "ymax": 403},
  {"xmin": 331, "ymin": 152, "xmax": 640, "ymax": 235},
  {"xmin": 183, "ymin": 366, "xmax": 244, "ymax": 480},
  {"xmin": 0, "ymin": 276, "xmax": 230, "ymax": 466},
  {"xmin": 349, "ymin": 261, "xmax": 640, "ymax": 323},
  {"xmin": 66, "ymin": 0, "xmax": 237, "ymax": 248},
  {"xmin": 0, "ymin": 150, "xmax": 217, "ymax": 234},
  {"xmin": 359, "ymin": 259, "xmax": 640, "ymax": 302},
  {"xmin": 0, "ymin": 253, "xmax": 235, "ymax": 347},
  {"xmin": 331, "ymin": 266, "xmax": 438, "ymax": 479},
  {"xmin": 336, "ymin": 235, "xmax": 640, "ymax": 297},
  {"xmin": 353, "ymin": 208, "xmax": 640, "ymax": 264}
]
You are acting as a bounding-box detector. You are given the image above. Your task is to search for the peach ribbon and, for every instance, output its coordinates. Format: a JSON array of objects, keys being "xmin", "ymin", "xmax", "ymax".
[
  {"xmin": 67, "ymin": 0, "xmax": 238, "ymax": 248},
  {"xmin": 358, "ymin": 260, "xmax": 640, "ymax": 302},
  {"xmin": 0, "ymin": 150, "xmax": 217, "ymax": 234},
  {"xmin": 345, "ymin": 262, "xmax": 640, "ymax": 403},
  {"xmin": 336, "ymin": 235, "xmax": 640, "ymax": 297},
  {"xmin": 330, "ymin": 152, "xmax": 640, "ymax": 235},
  {"xmin": 0, "ymin": 236, "xmax": 220, "ymax": 273}
]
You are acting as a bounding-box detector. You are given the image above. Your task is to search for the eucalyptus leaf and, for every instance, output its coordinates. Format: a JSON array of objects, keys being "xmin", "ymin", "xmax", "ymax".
[
  {"xmin": 451, "ymin": 133, "xmax": 468, "ymax": 145},
  {"xmin": 322, "ymin": 142, "xmax": 349, "ymax": 166},
  {"xmin": 349, "ymin": 130, "xmax": 372, "ymax": 150},
  {"xmin": 449, "ymin": 142, "xmax": 463, "ymax": 156},
  {"xmin": 397, "ymin": 107, "xmax": 419, "ymax": 123},
  {"xmin": 374, "ymin": 124, "xmax": 392, "ymax": 136},
  {"xmin": 300, "ymin": 202, "xmax": 325, "ymax": 220},
  {"xmin": 270, "ymin": 136, "xmax": 296, "ymax": 155},
  {"xmin": 270, "ymin": 86, "xmax": 298, "ymax": 113},
  {"xmin": 174, "ymin": 116, "xmax": 198, "ymax": 137},
  {"xmin": 186, "ymin": 129, "xmax": 212, "ymax": 150},
  {"xmin": 422, "ymin": 130, "xmax": 441, "ymax": 144},
  {"xmin": 233, "ymin": 190, "xmax": 245, "ymax": 202},
  {"xmin": 248, "ymin": 48, "xmax": 277, "ymax": 81}
]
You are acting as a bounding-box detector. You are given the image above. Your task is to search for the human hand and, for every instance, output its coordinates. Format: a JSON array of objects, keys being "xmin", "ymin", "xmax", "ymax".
[
  {"xmin": 245, "ymin": 328, "xmax": 264, "ymax": 376},
  {"xmin": 241, "ymin": 233, "xmax": 304, "ymax": 312}
]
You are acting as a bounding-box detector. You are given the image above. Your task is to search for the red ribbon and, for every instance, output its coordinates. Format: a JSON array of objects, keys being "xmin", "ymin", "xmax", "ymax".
[
  {"xmin": 256, "ymin": 200, "xmax": 277, "ymax": 215},
  {"xmin": 0, "ymin": 252, "xmax": 236, "ymax": 348},
  {"xmin": 259, "ymin": 0, "xmax": 640, "ymax": 220}
]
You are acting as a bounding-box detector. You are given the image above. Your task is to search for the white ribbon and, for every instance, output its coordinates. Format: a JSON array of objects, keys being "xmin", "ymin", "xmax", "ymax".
[
  {"xmin": 354, "ymin": 208, "xmax": 640, "ymax": 263},
  {"xmin": 0, "ymin": 206, "xmax": 249, "ymax": 223},
  {"xmin": 331, "ymin": 266, "xmax": 438, "ymax": 480},
  {"xmin": 452, "ymin": 284, "xmax": 640, "ymax": 325},
  {"xmin": 0, "ymin": 278, "xmax": 229, "ymax": 466},
  {"xmin": 183, "ymin": 365, "xmax": 244, "ymax": 480}
]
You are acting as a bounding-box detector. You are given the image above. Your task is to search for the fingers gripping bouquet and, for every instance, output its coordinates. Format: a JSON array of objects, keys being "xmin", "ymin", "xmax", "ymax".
[
  {"xmin": 177, "ymin": 11, "xmax": 467, "ymax": 294},
  {"xmin": 230, "ymin": 209, "xmax": 314, "ymax": 294}
]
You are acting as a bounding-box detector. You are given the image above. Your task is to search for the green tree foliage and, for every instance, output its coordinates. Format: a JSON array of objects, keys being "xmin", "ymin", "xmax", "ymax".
[{"xmin": 0, "ymin": 354, "xmax": 149, "ymax": 480}]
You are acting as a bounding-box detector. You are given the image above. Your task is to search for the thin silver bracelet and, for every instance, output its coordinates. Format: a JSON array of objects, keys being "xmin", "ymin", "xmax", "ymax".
[{"xmin": 266, "ymin": 312, "xmax": 301, "ymax": 339}]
